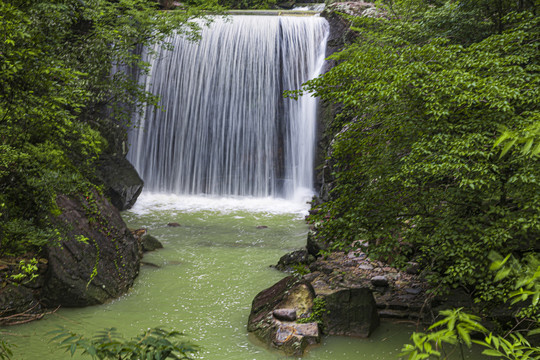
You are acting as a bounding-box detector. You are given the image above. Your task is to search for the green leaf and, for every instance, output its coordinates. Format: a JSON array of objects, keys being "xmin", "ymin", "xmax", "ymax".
[{"xmin": 482, "ymin": 349, "xmax": 504, "ymax": 357}]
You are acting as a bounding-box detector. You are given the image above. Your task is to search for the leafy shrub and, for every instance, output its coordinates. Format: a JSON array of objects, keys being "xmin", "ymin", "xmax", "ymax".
[{"xmin": 49, "ymin": 327, "xmax": 198, "ymax": 360}]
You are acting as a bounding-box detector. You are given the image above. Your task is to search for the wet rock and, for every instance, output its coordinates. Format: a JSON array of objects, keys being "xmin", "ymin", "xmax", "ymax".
[
  {"xmin": 167, "ymin": 222, "xmax": 181, "ymax": 227},
  {"xmin": 248, "ymin": 276, "xmax": 319, "ymax": 356},
  {"xmin": 321, "ymin": 287, "xmax": 379, "ymax": 337},
  {"xmin": 273, "ymin": 322, "xmax": 320, "ymax": 356},
  {"xmin": 371, "ymin": 276, "xmax": 389, "ymax": 287},
  {"xmin": 97, "ymin": 154, "xmax": 143, "ymax": 211},
  {"xmin": 44, "ymin": 190, "xmax": 140, "ymax": 307},
  {"xmin": 276, "ymin": 0, "xmax": 295, "ymax": 9},
  {"xmin": 306, "ymin": 230, "xmax": 328, "ymax": 257},
  {"xmin": 273, "ymin": 308, "xmax": 297, "ymax": 321},
  {"xmin": 0, "ymin": 285, "xmax": 41, "ymax": 324},
  {"xmin": 141, "ymin": 234, "xmax": 163, "ymax": 252},
  {"xmin": 275, "ymin": 249, "xmax": 309, "ymax": 271}
]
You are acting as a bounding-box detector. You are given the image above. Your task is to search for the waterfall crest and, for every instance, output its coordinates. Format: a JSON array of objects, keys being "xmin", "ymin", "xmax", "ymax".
[{"xmin": 128, "ymin": 16, "xmax": 328, "ymax": 199}]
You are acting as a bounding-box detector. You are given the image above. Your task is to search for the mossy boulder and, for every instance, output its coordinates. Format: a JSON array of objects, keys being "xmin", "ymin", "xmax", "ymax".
[
  {"xmin": 141, "ymin": 234, "xmax": 163, "ymax": 252},
  {"xmin": 248, "ymin": 276, "xmax": 320, "ymax": 356},
  {"xmin": 43, "ymin": 190, "xmax": 140, "ymax": 307}
]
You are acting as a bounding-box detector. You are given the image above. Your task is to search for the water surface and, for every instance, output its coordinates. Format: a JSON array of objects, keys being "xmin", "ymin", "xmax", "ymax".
[{"xmin": 6, "ymin": 194, "xmax": 417, "ymax": 359}]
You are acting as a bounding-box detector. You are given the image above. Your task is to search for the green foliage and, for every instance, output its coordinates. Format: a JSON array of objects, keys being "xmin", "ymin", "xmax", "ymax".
[
  {"xmin": 475, "ymin": 332, "xmax": 540, "ymax": 360},
  {"xmin": 490, "ymin": 252, "xmax": 539, "ymax": 322},
  {"xmin": 298, "ymin": 1, "xmax": 539, "ymax": 302},
  {"xmin": 0, "ymin": 337, "xmax": 13, "ymax": 360},
  {"xmin": 495, "ymin": 121, "xmax": 540, "ymax": 158},
  {"xmin": 49, "ymin": 327, "xmax": 197, "ymax": 359},
  {"xmin": 292, "ymin": 263, "xmax": 310, "ymax": 276},
  {"xmin": 9, "ymin": 258, "xmax": 39, "ymax": 284},
  {"xmin": 400, "ymin": 308, "xmax": 540, "ymax": 360},
  {"xmin": 401, "ymin": 254, "xmax": 540, "ymax": 360},
  {"xmin": 297, "ymin": 297, "xmax": 329, "ymax": 329},
  {"xmin": 400, "ymin": 308, "xmax": 487, "ymax": 360},
  {"xmin": 0, "ymin": 0, "xmax": 219, "ymax": 256}
]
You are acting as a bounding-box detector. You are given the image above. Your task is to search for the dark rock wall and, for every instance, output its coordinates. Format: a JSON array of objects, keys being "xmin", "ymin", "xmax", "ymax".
[
  {"xmin": 96, "ymin": 154, "xmax": 144, "ymax": 210},
  {"xmin": 43, "ymin": 190, "xmax": 140, "ymax": 307}
]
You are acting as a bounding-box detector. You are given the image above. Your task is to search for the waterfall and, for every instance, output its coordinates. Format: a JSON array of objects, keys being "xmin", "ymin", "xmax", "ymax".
[{"xmin": 128, "ymin": 15, "xmax": 328, "ymax": 200}]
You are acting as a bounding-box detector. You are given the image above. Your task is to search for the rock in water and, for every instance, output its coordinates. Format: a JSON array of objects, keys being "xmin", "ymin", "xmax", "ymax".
[
  {"xmin": 322, "ymin": 287, "xmax": 380, "ymax": 337},
  {"xmin": 141, "ymin": 234, "xmax": 163, "ymax": 252},
  {"xmin": 248, "ymin": 276, "xmax": 319, "ymax": 356},
  {"xmin": 274, "ymin": 249, "xmax": 309, "ymax": 271},
  {"xmin": 43, "ymin": 190, "xmax": 140, "ymax": 306}
]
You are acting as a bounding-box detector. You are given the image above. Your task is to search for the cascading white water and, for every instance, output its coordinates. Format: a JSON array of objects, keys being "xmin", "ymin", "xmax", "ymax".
[{"xmin": 128, "ymin": 15, "xmax": 328, "ymax": 200}]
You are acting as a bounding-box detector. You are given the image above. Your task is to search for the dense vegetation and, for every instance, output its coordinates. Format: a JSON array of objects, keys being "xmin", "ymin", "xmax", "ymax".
[
  {"xmin": 0, "ymin": 0, "xmax": 216, "ymax": 258},
  {"xmin": 296, "ymin": 0, "xmax": 538, "ymax": 316}
]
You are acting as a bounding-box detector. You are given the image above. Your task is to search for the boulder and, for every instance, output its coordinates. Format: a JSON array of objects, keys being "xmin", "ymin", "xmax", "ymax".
[
  {"xmin": 321, "ymin": 287, "xmax": 379, "ymax": 337},
  {"xmin": 371, "ymin": 275, "xmax": 389, "ymax": 287},
  {"xmin": 248, "ymin": 276, "xmax": 320, "ymax": 356},
  {"xmin": 97, "ymin": 154, "xmax": 143, "ymax": 211},
  {"xmin": 272, "ymin": 322, "xmax": 320, "ymax": 356},
  {"xmin": 141, "ymin": 234, "xmax": 163, "ymax": 252},
  {"xmin": 43, "ymin": 190, "xmax": 140, "ymax": 307},
  {"xmin": 276, "ymin": 0, "xmax": 295, "ymax": 9},
  {"xmin": 274, "ymin": 249, "xmax": 310, "ymax": 271}
]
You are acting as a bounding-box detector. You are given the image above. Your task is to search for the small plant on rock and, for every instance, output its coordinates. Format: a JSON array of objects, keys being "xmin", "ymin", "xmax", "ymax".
[{"xmin": 297, "ymin": 297, "xmax": 329, "ymax": 331}]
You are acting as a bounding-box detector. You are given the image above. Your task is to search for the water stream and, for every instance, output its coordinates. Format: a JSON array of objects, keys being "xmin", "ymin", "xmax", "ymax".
[{"xmin": 6, "ymin": 195, "xmax": 415, "ymax": 359}]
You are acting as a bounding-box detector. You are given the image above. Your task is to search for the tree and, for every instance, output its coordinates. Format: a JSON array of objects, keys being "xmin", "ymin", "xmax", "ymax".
[
  {"xmin": 298, "ymin": 1, "xmax": 539, "ymax": 305},
  {"xmin": 0, "ymin": 0, "xmax": 217, "ymax": 257}
]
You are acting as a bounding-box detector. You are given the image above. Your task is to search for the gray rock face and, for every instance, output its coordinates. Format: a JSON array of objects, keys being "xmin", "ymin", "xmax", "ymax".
[
  {"xmin": 97, "ymin": 154, "xmax": 143, "ymax": 211},
  {"xmin": 43, "ymin": 190, "xmax": 140, "ymax": 307},
  {"xmin": 322, "ymin": 287, "xmax": 379, "ymax": 337}
]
